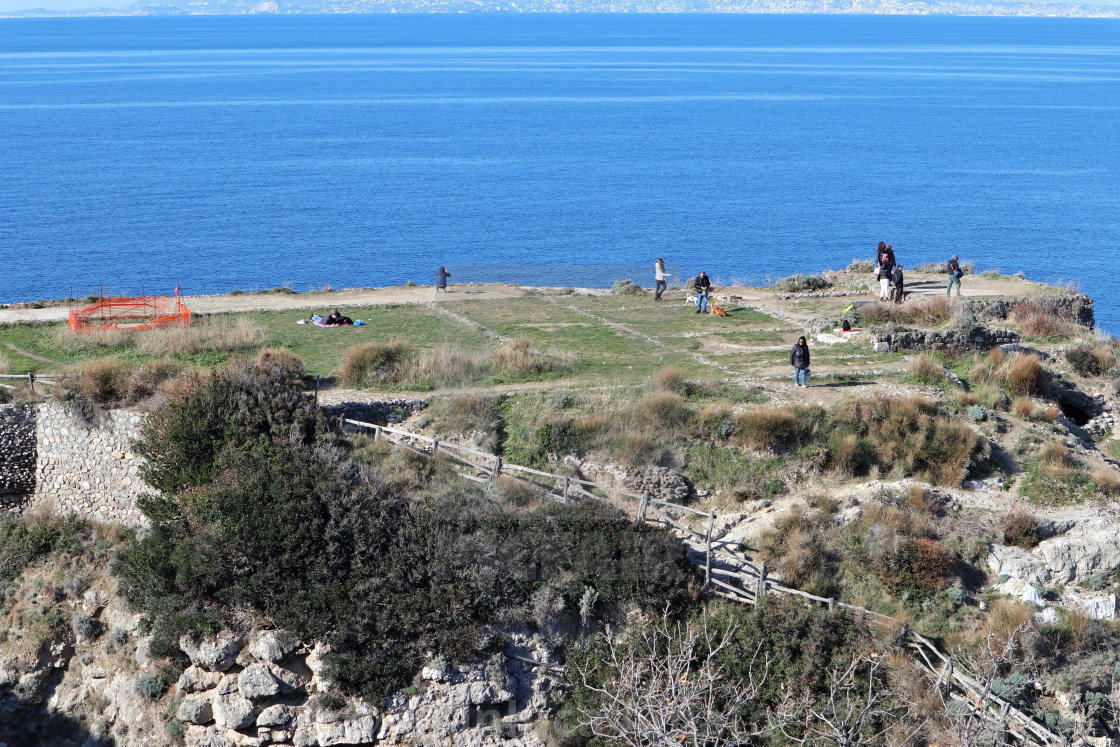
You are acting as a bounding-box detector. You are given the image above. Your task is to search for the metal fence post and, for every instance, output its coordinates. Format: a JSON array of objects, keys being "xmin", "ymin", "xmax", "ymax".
[{"xmin": 27, "ymin": 372, "xmax": 35, "ymax": 392}]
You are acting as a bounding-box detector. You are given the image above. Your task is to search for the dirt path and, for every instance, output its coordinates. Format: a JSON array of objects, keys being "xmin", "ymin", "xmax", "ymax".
[
  {"xmin": 0, "ymin": 284, "xmax": 535, "ymax": 324},
  {"xmin": 2, "ymin": 342, "xmax": 60, "ymax": 365}
]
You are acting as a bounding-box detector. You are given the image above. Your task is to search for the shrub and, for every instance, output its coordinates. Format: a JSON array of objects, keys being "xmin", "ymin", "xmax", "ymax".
[
  {"xmin": 1066, "ymin": 344, "xmax": 1117, "ymax": 377},
  {"xmin": 1013, "ymin": 299, "xmax": 1076, "ymax": 340},
  {"xmin": 776, "ymin": 273, "xmax": 831, "ymax": 293},
  {"xmin": 1092, "ymin": 467, "xmax": 1120, "ymax": 496},
  {"xmin": 631, "ymin": 392, "xmax": 692, "ymax": 432},
  {"xmin": 735, "ymin": 405, "xmax": 827, "ymax": 452},
  {"xmin": 1005, "ymin": 354, "xmax": 1046, "ymax": 397},
  {"xmin": 653, "ymin": 366, "xmax": 690, "ymax": 394},
  {"xmin": 758, "ymin": 508, "xmax": 840, "ymax": 598},
  {"xmin": 847, "ymin": 259, "xmax": 874, "ymax": 273},
  {"xmin": 908, "ymin": 354, "xmax": 947, "ymax": 385},
  {"xmin": 881, "ymin": 537, "xmax": 954, "ymax": 600},
  {"xmin": 491, "ymin": 338, "xmax": 565, "ymax": 379},
  {"xmin": 338, "ymin": 341, "xmax": 416, "ymax": 387},
  {"xmin": 135, "ymin": 672, "xmax": 171, "ymax": 701},
  {"xmin": 610, "ymin": 279, "xmax": 645, "ymax": 296},
  {"xmin": 255, "ymin": 347, "xmax": 304, "ymax": 379},
  {"xmin": 1001, "ymin": 510, "xmax": 1041, "ymax": 548},
  {"xmin": 855, "ymin": 296, "xmax": 952, "ymax": 327},
  {"xmin": 118, "ymin": 363, "xmax": 697, "ymax": 702},
  {"xmin": 1011, "ymin": 398, "xmax": 1035, "ymax": 419},
  {"xmin": 72, "ymin": 611, "xmax": 100, "ymax": 641},
  {"xmin": 1, "ymin": 515, "xmax": 85, "ymax": 590},
  {"xmin": 424, "ymin": 394, "xmax": 503, "ymax": 447}
]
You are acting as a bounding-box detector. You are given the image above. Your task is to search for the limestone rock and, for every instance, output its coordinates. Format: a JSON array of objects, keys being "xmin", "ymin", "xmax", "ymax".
[
  {"xmin": 314, "ymin": 715, "xmax": 378, "ymax": 746},
  {"xmin": 1034, "ymin": 520, "xmax": 1120, "ymax": 584},
  {"xmin": 178, "ymin": 666, "xmax": 223, "ymax": 693},
  {"xmin": 238, "ymin": 663, "xmax": 282, "ymax": 700},
  {"xmin": 987, "ymin": 543, "xmax": 1051, "ymax": 586},
  {"xmin": 178, "ymin": 695, "xmax": 215, "ymax": 725},
  {"xmin": 249, "ymin": 630, "xmax": 300, "ymax": 663},
  {"xmin": 214, "ymin": 693, "xmax": 257, "ymax": 730},
  {"xmin": 257, "ymin": 704, "xmax": 294, "ymax": 727},
  {"xmin": 181, "ymin": 632, "xmax": 244, "ymax": 672}
]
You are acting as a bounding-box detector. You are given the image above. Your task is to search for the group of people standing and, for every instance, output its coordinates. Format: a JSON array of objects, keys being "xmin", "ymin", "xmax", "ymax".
[{"xmin": 874, "ymin": 242, "xmax": 906, "ymax": 303}]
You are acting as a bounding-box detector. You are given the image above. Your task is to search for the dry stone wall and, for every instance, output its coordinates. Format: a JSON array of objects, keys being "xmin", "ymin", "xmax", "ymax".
[
  {"xmin": 0, "ymin": 404, "xmax": 36, "ymax": 511},
  {"xmin": 28, "ymin": 403, "xmax": 150, "ymax": 526}
]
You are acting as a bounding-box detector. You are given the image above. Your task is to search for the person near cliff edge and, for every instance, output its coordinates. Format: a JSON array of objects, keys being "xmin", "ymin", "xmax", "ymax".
[
  {"xmin": 947, "ymin": 255, "xmax": 963, "ymax": 297},
  {"xmin": 891, "ymin": 264, "xmax": 905, "ymax": 303},
  {"xmin": 791, "ymin": 336, "xmax": 811, "ymax": 388},
  {"xmin": 435, "ymin": 266, "xmax": 451, "ymax": 292},
  {"xmin": 877, "ymin": 256, "xmax": 893, "ymax": 301},
  {"xmin": 654, "ymin": 259, "xmax": 671, "ymax": 301},
  {"xmin": 694, "ymin": 271, "xmax": 711, "ymax": 314}
]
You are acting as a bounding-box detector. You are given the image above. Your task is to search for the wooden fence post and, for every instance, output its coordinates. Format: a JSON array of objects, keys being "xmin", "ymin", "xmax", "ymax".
[
  {"xmin": 491, "ymin": 456, "xmax": 502, "ymax": 482},
  {"xmin": 636, "ymin": 493, "xmax": 649, "ymax": 525},
  {"xmin": 828, "ymin": 598, "xmax": 836, "ymax": 612},
  {"xmin": 704, "ymin": 514, "xmax": 715, "ymax": 590},
  {"xmin": 432, "ymin": 439, "xmax": 439, "ymax": 456},
  {"xmin": 563, "ymin": 477, "xmax": 570, "ymax": 502},
  {"xmin": 757, "ymin": 561, "xmax": 767, "ymax": 600}
]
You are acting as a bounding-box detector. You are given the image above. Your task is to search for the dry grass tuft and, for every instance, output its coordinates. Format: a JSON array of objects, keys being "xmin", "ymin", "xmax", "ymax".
[
  {"xmin": 969, "ymin": 348, "xmax": 1006, "ymax": 384},
  {"xmin": 0, "ymin": 352, "xmax": 9, "ymax": 375},
  {"xmin": 985, "ymin": 599, "xmax": 1034, "ymax": 654},
  {"xmin": 952, "ymin": 391, "xmax": 980, "ymax": 407},
  {"xmin": 1013, "ymin": 298, "xmax": 1078, "ymax": 340},
  {"xmin": 339, "ymin": 341, "xmax": 416, "ymax": 387},
  {"xmin": 1091, "ymin": 466, "xmax": 1120, "ymax": 496},
  {"xmin": 1006, "ymin": 354, "xmax": 1046, "ymax": 396},
  {"xmin": 858, "ymin": 296, "xmax": 953, "ymax": 327},
  {"xmin": 908, "ymin": 353, "xmax": 947, "ymax": 385},
  {"xmin": 734, "ymin": 405, "xmax": 826, "ymax": 451},
  {"xmin": 1011, "ymin": 397, "xmax": 1035, "ymax": 419},
  {"xmin": 1001, "ymin": 509, "xmax": 1041, "ymax": 548},
  {"xmin": 255, "ymin": 347, "xmax": 304, "ymax": 379},
  {"xmin": 653, "ymin": 366, "xmax": 690, "ymax": 393},
  {"xmin": 632, "ymin": 392, "xmax": 692, "ymax": 432}
]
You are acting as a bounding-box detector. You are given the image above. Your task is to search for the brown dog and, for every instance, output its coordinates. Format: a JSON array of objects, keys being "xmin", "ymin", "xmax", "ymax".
[{"xmin": 710, "ymin": 305, "xmax": 728, "ymax": 317}]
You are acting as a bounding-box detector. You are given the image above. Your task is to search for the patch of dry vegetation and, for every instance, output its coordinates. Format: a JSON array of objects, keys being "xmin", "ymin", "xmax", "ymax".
[
  {"xmin": 53, "ymin": 316, "xmax": 265, "ymax": 356},
  {"xmin": 1012, "ymin": 298, "xmax": 1079, "ymax": 340},
  {"xmin": 339, "ymin": 338, "xmax": 570, "ymax": 390},
  {"xmin": 857, "ymin": 296, "xmax": 953, "ymax": 327},
  {"xmin": 970, "ymin": 350, "xmax": 1047, "ymax": 397}
]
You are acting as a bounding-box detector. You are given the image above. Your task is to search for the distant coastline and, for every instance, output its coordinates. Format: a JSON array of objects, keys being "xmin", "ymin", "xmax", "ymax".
[{"xmin": 4, "ymin": 3, "xmax": 1120, "ymax": 19}]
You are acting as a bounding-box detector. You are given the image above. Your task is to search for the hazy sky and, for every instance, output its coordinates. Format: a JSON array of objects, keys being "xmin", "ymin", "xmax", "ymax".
[{"xmin": 2, "ymin": 0, "xmax": 1119, "ymax": 14}]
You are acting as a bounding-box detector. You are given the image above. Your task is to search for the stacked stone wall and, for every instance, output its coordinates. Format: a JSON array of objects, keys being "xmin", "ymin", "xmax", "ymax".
[
  {"xmin": 0, "ymin": 404, "xmax": 36, "ymax": 512},
  {"xmin": 870, "ymin": 325, "xmax": 1021, "ymax": 354},
  {"xmin": 25, "ymin": 403, "xmax": 149, "ymax": 526},
  {"xmin": 965, "ymin": 294, "xmax": 1095, "ymax": 328}
]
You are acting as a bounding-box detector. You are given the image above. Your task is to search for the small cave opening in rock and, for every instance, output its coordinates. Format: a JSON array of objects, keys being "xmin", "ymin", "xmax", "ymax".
[{"xmin": 1058, "ymin": 399, "xmax": 1093, "ymax": 426}]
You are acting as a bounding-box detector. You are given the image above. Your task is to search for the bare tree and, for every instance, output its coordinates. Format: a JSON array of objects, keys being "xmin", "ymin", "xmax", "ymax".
[
  {"xmin": 572, "ymin": 611, "xmax": 769, "ymax": 746},
  {"xmin": 772, "ymin": 654, "xmax": 923, "ymax": 747},
  {"xmin": 939, "ymin": 617, "xmax": 1034, "ymax": 747}
]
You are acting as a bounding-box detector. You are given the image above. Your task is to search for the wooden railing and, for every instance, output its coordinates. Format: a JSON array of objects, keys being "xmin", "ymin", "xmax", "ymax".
[{"xmin": 341, "ymin": 418, "xmax": 1064, "ymax": 747}]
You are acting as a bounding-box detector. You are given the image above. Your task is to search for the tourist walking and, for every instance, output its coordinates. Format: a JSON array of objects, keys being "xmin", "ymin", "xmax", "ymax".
[
  {"xmin": 791, "ymin": 336, "xmax": 811, "ymax": 388},
  {"xmin": 947, "ymin": 255, "xmax": 963, "ymax": 297},
  {"xmin": 694, "ymin": 271, "xmax": 711, "ymax": 314},
  {"xmin": 891, "ymin": 264, "xmax": 905, "ymax": 303},
  {"xmin": 435, "ymin": 266, "xmax": 451, "ymax": 292},
  {"xmin": 654, "ymin": 259, "xmax": 671, "ymax": 301}
]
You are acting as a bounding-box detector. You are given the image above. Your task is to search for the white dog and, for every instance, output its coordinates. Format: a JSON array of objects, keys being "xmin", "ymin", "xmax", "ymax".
[{"xmin": 685, "ymin": 295, "xmax": 698, "ymax": 306}]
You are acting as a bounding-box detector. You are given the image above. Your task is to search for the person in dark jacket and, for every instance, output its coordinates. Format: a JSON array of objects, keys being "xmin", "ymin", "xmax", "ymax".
[
  {"xmin": 890, "ymin": 264, "xmax": 905, "ymax": 303},
  {"xmin": 694, "ymin": 271, "xmax": 712, "ymax": 314},
  {"xmin": 435, "ymin": 266, "xmax": 451, "ymax": 292},
  {"xmin": 791, "ymin": 336, "xmax": 810, "ymax": 388},
  {"xmin": 877, "ymin": 258, "xmax": 893, "ymax": 301},
  {"xmin": 947, "ymin": 255, "xmax": 963, "ymax": 297}
]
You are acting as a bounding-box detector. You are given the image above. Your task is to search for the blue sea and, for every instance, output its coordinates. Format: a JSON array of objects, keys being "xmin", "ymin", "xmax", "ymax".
[{"xmin": 1, "ymin": 15, "xmax": 1119, "ymax": 329}]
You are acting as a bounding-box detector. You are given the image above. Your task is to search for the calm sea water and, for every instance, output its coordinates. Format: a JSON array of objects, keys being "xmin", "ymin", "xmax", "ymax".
[{"xmin": 1, "ymin": 15, "xmax": 1118, "ymax": 329}]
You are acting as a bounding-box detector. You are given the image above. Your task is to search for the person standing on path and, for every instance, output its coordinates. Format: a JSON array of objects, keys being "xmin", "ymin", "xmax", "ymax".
[
  {"xmin": 791, "ymin": 336, "xmax": 811, "ymax": 388},
  {"xmin": 694, "ymin": 271, "xmax": 711, "ymax": 314},
  {"xmin": 435, "ymin": 266, "xmax": 451, "ymax": 292},
  {"xmin": 654, "ymin": 259, "xmax": 671, "ymax": 301},
  {"xmin": 947, "ymin": 255, "xmax": 963, "ymax": 297},
  {"xmin": 877, "ymin": 257, "xmax": 893, "ymax": 301},
  {"xmin": 891, "ymin": 264, "xmax": 905, "ymax": 303}
]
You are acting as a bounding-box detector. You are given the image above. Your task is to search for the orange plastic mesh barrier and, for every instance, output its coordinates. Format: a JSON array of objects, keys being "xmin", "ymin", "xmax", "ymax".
[{"xmin": 69, "ymin": 291, "xmax": 191, "ymax": 333}]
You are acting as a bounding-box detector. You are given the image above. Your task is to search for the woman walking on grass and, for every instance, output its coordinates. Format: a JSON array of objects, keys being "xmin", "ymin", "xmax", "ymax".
[{"xmin": 791, "ymin": 336, "xmax": 811, "ymax": 388}]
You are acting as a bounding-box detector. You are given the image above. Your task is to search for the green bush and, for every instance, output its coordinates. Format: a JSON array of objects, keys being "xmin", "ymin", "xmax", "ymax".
[
  {"xmin": 117, "ymin": 360, "xmax": 697, "ymax": 702},
  {"xmin": 610, "ymin": 279, "xmax": 645, "ymax": 296},
  {"xmin": 776, "ymin": 273, "xmax": 832, "ymax": 293},
  {"xmin": 0, "ymin": 515, "xmax": 85, "ymax": 592},
  {"xmin": 1001, "ymin": 510, "xmax": 1042, "ymax": 548}
]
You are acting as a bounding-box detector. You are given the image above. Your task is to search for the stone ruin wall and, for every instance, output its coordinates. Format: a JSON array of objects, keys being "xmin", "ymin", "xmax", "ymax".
[{"xmin": 0, "ymin": 400, "xmax": 425, "ymax": 527}]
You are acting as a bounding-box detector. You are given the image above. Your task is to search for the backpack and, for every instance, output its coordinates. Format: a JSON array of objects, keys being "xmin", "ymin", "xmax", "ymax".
[
  {"xmin": 881, "ymin": 253, "xmax": 889, "ymax": 264},
  {"xmin": 842, "ymin": 319, "xmax": 852, "ymax": 331}
]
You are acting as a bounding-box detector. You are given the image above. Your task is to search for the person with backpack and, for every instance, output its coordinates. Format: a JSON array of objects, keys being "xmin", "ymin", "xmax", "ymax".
[
  {"xmin": 947, "ymin": 255, "xmax": 963, "ymax": 297},
  {"xmin": 694, "ymin": 271, "xmax": 712, "ymax": 314},
  {"xmin": 790, "ymin": 336, "xmax": 811, "ymax": 388},
  {"xmin": 891, "ymin": 264, "xmax": 905, "ymax": 303}
]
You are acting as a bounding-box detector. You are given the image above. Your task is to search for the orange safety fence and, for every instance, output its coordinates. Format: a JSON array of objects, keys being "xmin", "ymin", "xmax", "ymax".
[{"xmin": 68, "ymin": 291, "xmax": 191, "ymax": 333}]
